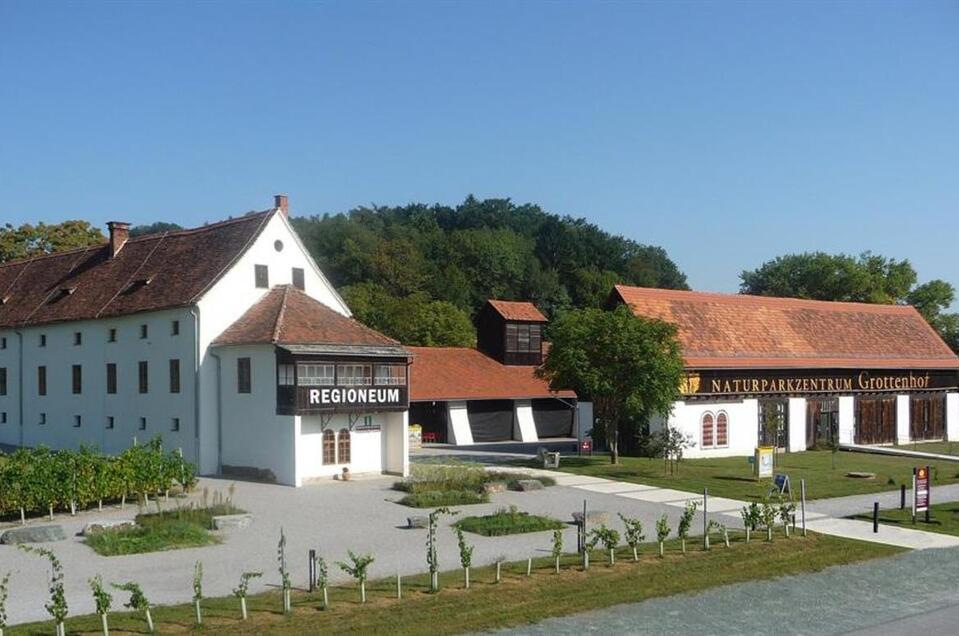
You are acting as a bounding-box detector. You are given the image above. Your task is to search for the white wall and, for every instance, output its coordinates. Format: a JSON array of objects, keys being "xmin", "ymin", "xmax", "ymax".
[
  {"xmin": 896, "ymin": 395, "xmax": 911, "ymax": 444},
  {"xmin": 383, "ymin": 410, "xmax": 409, "ymax": 476},
  {"xmin": 653, "ymin": 398, "xmax": 759, "ymax": 458},
  {"xmin": 446, "ymin": 401, "xmax": 473, "ymax": 445},
  {"xmin": 195, "ymin": 212, "xmax": 349, "ymax": 474},
  {"xmin": 947, "ymin": 393, "xmax": 959, "ymax": 442},
  {"xmin": 0, "ymin": 309, "xmax": 196, "ymax": 458},
  {"xmin": 575, "ymin": 401, "xmax": 593, "ymax": 442},
  {"xmin": 513, "ymin": 400, "xmax": 538, "ymax": 443},
  {"xmin": 838, "ymin": 396, "xmax": 856, "ymax": 444},
  {"xmin": 787, "ymin": 398, "xmax": 807, "ymax": 452}
]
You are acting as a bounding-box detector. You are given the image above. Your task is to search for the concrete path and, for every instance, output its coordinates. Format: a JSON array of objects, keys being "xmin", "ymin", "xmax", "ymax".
[
  {"xmin": 840, "ymin": 442, "xmax": 959, "ymax": 462},
  {"xmin": 805, "ymin": 517, "xmax": 959, "ymax": 549}
]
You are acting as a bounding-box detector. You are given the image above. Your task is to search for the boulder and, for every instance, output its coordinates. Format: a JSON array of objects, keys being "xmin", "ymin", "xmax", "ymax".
[
  {"xmin": 407, "ymin": 516, "xmax": 429, "ymax": 529},
  {"xmin": 516, "ymin": 479, "xmax": 545, "ymax": 492},
  {"xmin": 846, "ymin": 472, "xmax": 877, "ymax": 479},
  {"xmin": 572, "ymin": 511, "xmax": 611, "ymax": 526},
  {"xmin": 1, "ymin": 525, "xmax": 67, "ymax": 545},
  {"xmin": 483, "ymin": 481, "xmax": 507, "ymax": 494},
  {"xmin": 82, "ymin": 520, "xmax": 136, "ymax": 536},
  {"xmin": 213, "ymin": 513, "xmax": 254, "ymax": 530}
]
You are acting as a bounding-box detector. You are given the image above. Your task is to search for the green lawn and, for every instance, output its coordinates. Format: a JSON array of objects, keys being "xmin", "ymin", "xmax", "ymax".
[
  {"xmin": 852, "ymin": 501, "xmax": 959, "ymax": 536},
  {"xmin": 534, "ymin": 450, "xmax": 959, "ymax": 501},
  {"xmin": 9, "ymin": 533, "xmax": 902, "ymax": 635},
  {"xmin": 455, "ymin": 507, "xmax": 565, "ymax": 536},
  {"xmin": 84, "ymin": 505, "xmax": 242, "ymax": 556}
]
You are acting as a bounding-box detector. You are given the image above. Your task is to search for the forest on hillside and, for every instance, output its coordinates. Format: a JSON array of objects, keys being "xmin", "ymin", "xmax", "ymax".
[{"xmin": 291, "ymin": 196, "xmax": 688, "ymax": 345}]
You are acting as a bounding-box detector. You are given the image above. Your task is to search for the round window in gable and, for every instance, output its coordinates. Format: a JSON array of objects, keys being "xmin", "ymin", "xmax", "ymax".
[{"xmin": 274, "ymin": 240, "xmax": 284, "ymax": 252}]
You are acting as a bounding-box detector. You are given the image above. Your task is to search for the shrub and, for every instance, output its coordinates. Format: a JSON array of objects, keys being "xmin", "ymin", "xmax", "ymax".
[
  {"xmin": 455, "ymin": 506, "xmax": 565, "ymax": 537},
  {"xmin": 398, "ymin": 490, "xmax": 489, "ymax": 508}
]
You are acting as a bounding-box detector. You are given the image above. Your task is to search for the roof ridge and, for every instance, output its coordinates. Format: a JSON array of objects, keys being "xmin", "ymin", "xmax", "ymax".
[{"xmin": 271, "ymin": 285, "xmax": 291, "ymax": 343}]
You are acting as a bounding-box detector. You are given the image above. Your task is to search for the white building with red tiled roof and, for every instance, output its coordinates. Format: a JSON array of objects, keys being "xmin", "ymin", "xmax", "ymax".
[
  {"xmin": 610, "ymin": 285, "xmax": 959, "ymax": 458},
  {"xmin": 0, "ymin": 196, "xmax": 411, "ymax": 485}
]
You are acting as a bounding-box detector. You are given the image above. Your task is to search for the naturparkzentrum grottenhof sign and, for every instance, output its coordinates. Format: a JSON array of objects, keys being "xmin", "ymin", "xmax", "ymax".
[{"xmin": 679, "ymin": 369, "xmax": 958, "ymax": 398}]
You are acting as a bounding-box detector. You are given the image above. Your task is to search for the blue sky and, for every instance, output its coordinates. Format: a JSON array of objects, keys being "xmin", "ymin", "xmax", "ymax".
[{"xmin": 1, "ymin": 1, "xmax": 957, "ymax": 306}]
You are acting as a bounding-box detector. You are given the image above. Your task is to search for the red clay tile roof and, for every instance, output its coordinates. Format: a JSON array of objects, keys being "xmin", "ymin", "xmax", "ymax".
[
  {"xmin": 0, "ymin": 211, "xmax": 274, "ymax": 328},
  {"xmin": 612, "ymin": 285, "xmax": 959, "ymax": 370},
  {"xmin": 214, "ymin": 285, "xmax": 403, "ymax": 349},
  {"xmin": 409, "ymin": 346, "xmax": 576, "ymax": 401},
  {"xmin": 486, "ymin": 299, "xmax": 547, "ymax": 322}
]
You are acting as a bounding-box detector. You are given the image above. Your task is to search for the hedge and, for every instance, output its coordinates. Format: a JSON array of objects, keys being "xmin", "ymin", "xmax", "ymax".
[{"xmin": 0, "ymin": 437, "xmax": 197, "ymax": 522}]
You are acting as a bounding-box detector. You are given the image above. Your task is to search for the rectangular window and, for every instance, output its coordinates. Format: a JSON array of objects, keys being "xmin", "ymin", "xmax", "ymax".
[
  {"xmin": 337, "ymin": 364, "xmax": 372, "ymax": 386},
  {"xmin": 374, "ymin": 364, "xmax": 407, "ymax": 386},
  {"xmin": 254, "ymin": 264, "xmax": 269, "ymax": 288},
  {"xmin": 38, "ymin": 366, "xmax": 47, "ymax": 396},
  {"xmin": 1, "ymin": 412, "xmax": 6, "ymax": 424},
  {"xmin": 139, "ymin": 417, "xmax": 147, "ymax": 431},
  {"xmin": 39, "ymin": 412, "xmax": 46, "ymax": 425},
  {"xmin": 0, "ymin": 367, "xmax": 6, "ymax": 396},
  {"xmin": 292, "ymin": 267, "xmax": 305, "ymax": 291},
  {"xmin": 237, "ymin": 357, "xmax": 252, "ymax": 394},
  {"xmin": 138, "ymin": 361, "xmax": 148, "ymax": 394},
  {"xmin": 517, "ymin": 324, "xmax": 530, "ymax": 352},
  {"xmin": 1, "ymin": 336, "xmax": 6, "ymax": 349},
  {"xmin": 506, "ymin": 323, "xmax": 518, "ymax": 352},
  {"xmin": 106, "ymin": 416, "xmax": 115, "ymax": 430},
  {"xmin": 297, "ymin": 363, "xmax": 334, "ymax": 386},
  {"xmin": 74, "ymin": 331, "xmax": 82, "ymax": 346},
  {"xmin": 39, "ymin": 334, "xmax": 46, "ymax": 347},
  {"xmin": 529, "ymin": 324, "xmax": 542, "ymax": 353},
  {"xmin": 106, "ymin": 363, "xmax": 117, "ymax": 394},
  {"xmin": 73, "ymin": 415, "xmax": 81, "ymax": 428},
  {"xmin": 140, "ymin": 324, "xmax": 148, "ymax": 339},
  {"xmin": 278, "ymin": 364, "xmax": 295, "ymax": 386},
  {"xmin": 72, "ymin": 364, "xmax": 82, "ymax": 394},
  {"xmin": 169, "ymin": 359, "xmax": 181, "ymax": 393},
  {"xmin": 171, "ymin": 417, "xmax": 180, "ymax": 432},
  {"xmin": 171, "ymin": 320, "xmax": 180, "ymax": 336},
  {"xmin": 108, "ymin": 328, "xmax": 117, "ymax": 342}
]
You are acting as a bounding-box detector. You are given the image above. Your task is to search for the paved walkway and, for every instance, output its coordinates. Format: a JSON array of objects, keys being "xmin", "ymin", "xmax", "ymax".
[{"xmin": 840, "ymin": 442, "xmax": 959, "ymax": 463}]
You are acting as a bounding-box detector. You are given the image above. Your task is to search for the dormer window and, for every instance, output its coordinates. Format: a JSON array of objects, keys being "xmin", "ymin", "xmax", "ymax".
[
  {"xmin": 476, "ymin": 300, "xmax": 547, "ymax": 366},
  {"xmin": 505, "ymin": 323, "xmax": 541, "ymax": 354}
]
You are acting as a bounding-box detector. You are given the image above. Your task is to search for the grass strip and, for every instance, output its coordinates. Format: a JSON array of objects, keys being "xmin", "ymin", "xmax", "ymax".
[
  {"xmin": 84, "ymin": 505, "xmax": 243, "ymax": 556},
  {"xmin": 455, "ymin": 508, "xmax": 565, "ymax": 536},
  {"xmin": 851, "ymin": 501, "xmax": 959, "ymax": 537},
  {"xmin": 12, "ymin": 532, "xmax": 903, "ymax": 635}
]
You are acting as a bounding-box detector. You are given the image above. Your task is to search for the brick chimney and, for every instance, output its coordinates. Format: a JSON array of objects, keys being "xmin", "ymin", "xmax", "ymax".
[
  {"xmin": 107, "ymin": 221, "xmax": 130, "ymax": 258},
  {"xmin": 274, "ymin": 194, "xmax": 289, "ymax": 217}
]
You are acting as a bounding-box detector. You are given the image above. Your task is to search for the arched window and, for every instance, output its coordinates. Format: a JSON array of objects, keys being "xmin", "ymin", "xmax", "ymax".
[
  {"xmin": 322, "ymin": 429, "xmax": 336, "ymax": 465},
  {"xmin": 337, "ymin": 428, "xmax": 351, "ymax": 464},
  {"xmin": 701, "ymin": 412, "xmax": 714, "ymax": 448},
  {"xmin": 716, "ymin": 412, "xmax": 728, "ymax": 447}
]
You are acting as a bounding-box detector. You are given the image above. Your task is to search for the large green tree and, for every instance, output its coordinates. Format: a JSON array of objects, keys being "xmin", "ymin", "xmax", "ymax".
[
  {"xmin": 539, "ymin": 305, "xmax": 685, "ymax": 464},
  {"xmin": 741, "ymin": 252, "xmax": 959, "ymax": 352},
  {"xmin": 0, "ymin": 220, "xmax": 104, "ymax": 262}
]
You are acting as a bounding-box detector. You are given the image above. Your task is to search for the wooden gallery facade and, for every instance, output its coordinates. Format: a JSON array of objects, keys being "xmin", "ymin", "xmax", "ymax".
[{"xmin": 610, "ymin": 285, "xmax": 959, "ymax": 457}]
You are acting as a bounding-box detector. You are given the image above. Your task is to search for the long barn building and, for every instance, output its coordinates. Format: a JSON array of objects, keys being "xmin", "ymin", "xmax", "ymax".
[
  {"xmin": 611, "ymin": 285, "xmax": 959, "ymax": 456},
  {"xmin": 0, "ymin": 197, "xmax": 411, "ymax": 486}
]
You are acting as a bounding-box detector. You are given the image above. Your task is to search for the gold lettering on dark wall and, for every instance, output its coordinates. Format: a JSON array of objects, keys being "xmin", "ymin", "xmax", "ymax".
[{"xmin": 685, "ymin": 371, "xmax": 945, "ymax": 396}]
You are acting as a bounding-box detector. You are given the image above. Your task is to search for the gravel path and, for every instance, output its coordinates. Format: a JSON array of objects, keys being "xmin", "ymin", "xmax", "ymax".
[{"xmin": 491, "ymin": 546, "xmax": 959, "ymax": 635}]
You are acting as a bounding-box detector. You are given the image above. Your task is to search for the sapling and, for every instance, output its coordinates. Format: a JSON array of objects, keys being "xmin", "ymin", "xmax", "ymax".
[
  {"xmin": 588, "ymin": 525, "xmax": 620, "ymax": 566},
  {"xmin": 19, "ymin": 546, "xmax": 68, "ymax": 636},
  {"xmin": 618, "ymin": 514, "xmax": 645, "ymax": 561},
  {"xmin": 495, "ymin": 556, "xmax": 505, "ymax": 583},
  {"xmin": 455, "ymin": 527, "xmax": 474, "ymax": 588},
  {"xmin": 89, "ymin": 575, "xmax": 112, "ymax": 636},
  {"xmin": 779, "ymin": 500, "xmax": 797, "ymax": 538},
  {"xmin": 551, "ymin": 529, "xmax": 564, "ymax": 573},
  {"xmin": 277, "ymin": 527, "xmax": 292, "ymax": 613},
  {"xmin": 192, "ymin": 561, "xmax": 203, "ymax": 625},
  {"xmin": 426, "ymin": 507, "xmax": 455, "ymax": 592},
  {"xmin": 232, "ymin": 571, "xmax": 261, "ymax": 620},
  {"xmin": 705, "ymin": 520, "xmax": 728, "ymax": 550},
  {"xmin": 678, "ymin": 500, "xmax": 698, "ymax": 554},
  {"xmin": 0, "ymin": 571, "xmax": 10, "ymax": 636},
  {"xmin": 337, "ymin": 551, "xmax": 375, "ymax": 603},
  {"xmin": 760, "ymin": 497, "xmax": 777, "ymax": 542},
  {"xmin": 740, "ymin": 503, "xmax": 761, "ymax": 543},
  {"xmin": 112, "ymin": 582, "xmax": 152, "ymax": 633},
  {"xmin": 655, "ymin": 514, "xmax": 670, "ymax": 557},
  {"xmin": 314, "ymin": 555, "xmax": 329, "ymax": 608}
]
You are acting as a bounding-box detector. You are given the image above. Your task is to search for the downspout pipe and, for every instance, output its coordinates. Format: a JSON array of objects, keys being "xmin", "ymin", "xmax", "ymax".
[
  {"xmin": 15, "ymin": 330, "xmax": 23, "ymax": 447},
  {"xmin": 190, "ymin": 307, "xmax": 204, "ymax": 470},
  {"xmin": 208, "ymin": 348, "xmax": 223, "ymax": 475}
]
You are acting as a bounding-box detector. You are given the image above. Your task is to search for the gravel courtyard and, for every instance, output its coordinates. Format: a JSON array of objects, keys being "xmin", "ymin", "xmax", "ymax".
[{"xmin": 0, "ymin": 472, "xmax": 713, "ymax": 626}]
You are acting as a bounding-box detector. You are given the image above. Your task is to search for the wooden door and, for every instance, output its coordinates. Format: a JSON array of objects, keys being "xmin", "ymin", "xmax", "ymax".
[
  {"xmin": 855, "ymin": 397, "xmax": 896, "ymax": 445},
  {"xmin": 807, "ymin": 398, "xmax": 838, "ymax": 449},
  {"xmin": 910, "ymin": 394, "xmax": 946, "ymax": 441}
]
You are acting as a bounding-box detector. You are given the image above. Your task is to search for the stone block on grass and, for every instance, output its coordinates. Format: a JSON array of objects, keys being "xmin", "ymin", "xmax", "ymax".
[
  {"xmin": 82, "ymin": 520, "xmax": 137, "ymax": 536},
  {"xmin": 213, "ymin": 513, "xmax": 254, "ymax": 530},
  {"xmin": 407, "ymin": 516, "xmax": 429, "ymax": 529},
  {"xmin": 572, "ymin": 511, "xmax": 611, "ymax": 526},
  {"xmin": 1, "ymin": 525, "xmax": 67, "ymax": 545},
  {"xmin": 484, "ymin": 481, "xmax": 507, "ymax": 494},
  {"xmin": 517, "ymin": 479, "xmax": 545, "ymax": 492}
]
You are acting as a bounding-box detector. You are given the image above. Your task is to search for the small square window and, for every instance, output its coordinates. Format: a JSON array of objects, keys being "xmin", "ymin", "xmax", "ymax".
[
  {"xmin": 1, "ymin": 412, "xmax": 6, "ymax": 424},
  {"xmin": 39, "ymin": 334, "xmax": 47, "ymax": 347},
  {"xmin": 106, "ymin": 416, "xmax": 115, "ymax": 430},
  {"xmin": 74, "ymin": 415, "xmax": 81, "ymax": 428},
  {"xmin": 292, "ymin": 267, "xmax": 305, "ymax": 291},
  {"xmin": 171, "ymin": 320, "xmax": 180, "ymax": 336},
  {"xmin": 74, "ymin": 332, "xmax": 82, "ymax": 346},
  {"xmin": 171, "ymin": 417, "xmax": 180, "ymax": 432},
  {"xmin": 139, "ymin": 417, "xmax": 147, "ymax": 431},
  {"xmin": 39, "ymin": 412, "xmax": 46, "ymax": 425},
  {"xmin": 1, "ymin": 336, "xmax": 6, "ymax": 349},
  {"xmin": 108, "ymin": 328, "xmax": 117, "ymax": 342},
  {"xmin": 140, "ymin": 324, "xmax": 148, "ymax": 339}
]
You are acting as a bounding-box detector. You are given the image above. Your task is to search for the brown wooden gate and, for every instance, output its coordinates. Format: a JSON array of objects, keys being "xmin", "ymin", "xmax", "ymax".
[
  {"xmin": 855, "ymin": 397, "xmax": 896, "ymax": 445},
  {"xmin": 807, "ymin": 398, "xmax": 839, "ymax": 449},
  {"xmin": 910, "ymin": 394, "xmax": 946, "ymax": 441}
]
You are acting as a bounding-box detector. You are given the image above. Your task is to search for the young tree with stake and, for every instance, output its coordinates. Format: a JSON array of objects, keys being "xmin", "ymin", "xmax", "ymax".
[
  {"xmin": 314, "ymin": 555, "xmax": 330, "ymax": 609},
  {"xmin": 760, "ymin": 497, "xmax": 777, "ymax": 542},
  {"xmin": 656, "ymin": 514, "xmax": 670, "ymax": 557},
  {"xmin": 677, "ymin": 500, "xmax": 698, "ymax": 554},
  {"xmin": 0, "ymin": 572, "xmax": 10, "ymax": 636},
  {"xmin": 337, "ymin": 551, "xmax": 375, "ymax": 603},
  {"xmin": 277, "ymin": 528, "xmax": 292, "ymax": 613},
  {"xmin": 112, "ymin": 582, "xmax": 153, "ymax": 633},
  {"xmin": 588, "ymin": 526, "xmax": 621, "ymax": 566},
  {"xmin": 89, "ymin": 575, "xmax": 112, "ymax": 636},
  {"xmin": 455, "ymin": 528, "xmax": 474, "ymax": 588},
  {"xmin": 232, "ymin": 571, "xmax": 261, "ymax": 621},
  {"xmin": 551, "ymin": 529, "xmax": 564, "ymax": 573},
  {"xmin": 740, "ymin": 503, "xmax": 761, "ymax": 543},
  {"xmin": 618, "ymin": 514, "xmax": 645, "ymax": 561},
  {"xmin": 779, "ymin": 500, "xmax": 797, "ymax": 538},
  {"xmin": 427, "ymin": 507, "xmax": 455, "ymax": 592},
  {"xmin": 19, "ymin": 546, "xmax": 68, "ymax": 636},
  {"xmin": 192, "ymin": 561, "xmax": 203, "ymax": 625}
]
